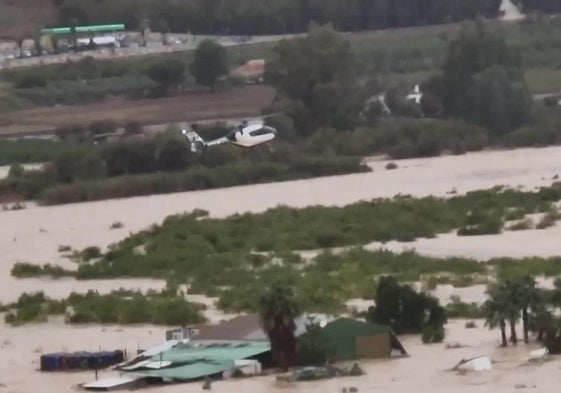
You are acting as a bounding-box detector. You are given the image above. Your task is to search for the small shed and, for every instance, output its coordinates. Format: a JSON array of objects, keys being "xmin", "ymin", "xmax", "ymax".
[
  {"xmin": 322, "ymin": 318, "xmax": 406, "ymax": 361},
  {"xmin": 230, "ymin": 59, "xmax": 266, "ymax": 84}
]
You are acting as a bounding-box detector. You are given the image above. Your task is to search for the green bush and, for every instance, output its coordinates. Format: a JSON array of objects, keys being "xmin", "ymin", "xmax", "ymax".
[
  {"xmin": 296, "ymin": 323, "xmax": 328, "ymax": 366},
  {"xmin": 421, "ymin": 325, "xmax": 445, "ymax": 344},
  {"xmin": 421, "ymin": 326, "xmax": 435, "ymax": 343},
  {"xmin": 80, "ymin": 246, "xmax": 102, "ymax": 261},
  {"xmin": 37, "ymin": 156, "xmax": 367, "ymax": 205},
  {"xmin": 536, "ymin": 210, "xmax": 561, "ymax": 229},
  {"xmin": 15, "ymin": 70, "xmax": 47, "ymax": 88},
  {"xmin": 11, "ymin": 262, "xmax": 74, "ymax": 278},
  {"xmin": 4, "ymin": 290, "xmax": 206, "ymax": 326},
  {"xmin": 445, "ymin": 296, "xmax": 486, "ymax": 318},
  {"xmin": 506, "ymin": 218, "xmax": 533, "ymax": 231},
  {"xmin": 0, "ymin": 139, "xmax": 78, "ymax": 166}
]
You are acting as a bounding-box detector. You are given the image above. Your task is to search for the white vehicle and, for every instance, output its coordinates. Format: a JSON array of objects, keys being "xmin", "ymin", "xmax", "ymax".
[{"xmin": 182, "ymin": 120, "xmax": 277, "ymax": 154}]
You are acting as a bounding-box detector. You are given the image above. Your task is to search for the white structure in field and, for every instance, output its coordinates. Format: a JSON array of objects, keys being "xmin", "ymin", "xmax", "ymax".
[{"xmin": 406, "ymin": 84, "xmax": 423, "ymax": 105}]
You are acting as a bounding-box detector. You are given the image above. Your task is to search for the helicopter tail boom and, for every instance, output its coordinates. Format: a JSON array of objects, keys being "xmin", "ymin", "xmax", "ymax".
[{"xmin": 182, "ymin": 129, "xmax": 230, "ymax": 154}]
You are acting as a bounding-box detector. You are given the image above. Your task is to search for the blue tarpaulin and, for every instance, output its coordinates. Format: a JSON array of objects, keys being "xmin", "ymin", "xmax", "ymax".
[{"xmin": 40, "ymin": 350, "xmax": 124, "ymax": 371}]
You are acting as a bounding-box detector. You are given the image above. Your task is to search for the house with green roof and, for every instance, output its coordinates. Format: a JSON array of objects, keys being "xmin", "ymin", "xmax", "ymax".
[{"xmin": 322, "ymin": 318, "xmax": 407, "ymax": 361}]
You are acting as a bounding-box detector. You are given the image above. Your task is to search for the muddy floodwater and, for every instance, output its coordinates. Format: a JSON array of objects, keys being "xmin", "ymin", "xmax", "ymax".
[{"xmin": 2, "ymin": 146, "xmax": 561, "ymax": 392}]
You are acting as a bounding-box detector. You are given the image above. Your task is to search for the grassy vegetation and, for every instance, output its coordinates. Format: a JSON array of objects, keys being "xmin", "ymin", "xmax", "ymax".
[
  {"xmin": 3, "ymin": 292, "xmax": 65, "ymax": 326},
  {"xmin": 78, "ymin": 184, "xmax": 561, "ymax": 263},
  {"xmin": 306, "ymin": 120, "xmax": 490, "ymax": 158},
  {"xmin": 0, "ymin": 127, "xmax": 370, "ymax": 203},
  {"xmin": 12, "ymin": 184, "xmax": 546, "ymax": 312},
  {"xmin": 11, "ymin": 249, "xmax": 561, "ymax": 319},
  {"xmin": 0, "ymin": 139, "xmax": 78, "ymax": 165},
  {"xmin": 1, "ymin": 112, "xmax": 559, "ymax": 204},
  {"xmin": 37, "ymin": 156, "xmax": 366, "ymax": 205},
  {"xmin": 3, "ymin": 290, "xmax": 206, "ymax": 326},
  {"xmin": 445, "ymin": 296, "xmax": 486, "ymax": 318},
  {"xmin": 11, "ymin": 262, "xmax": 74, "ymax": 278}
]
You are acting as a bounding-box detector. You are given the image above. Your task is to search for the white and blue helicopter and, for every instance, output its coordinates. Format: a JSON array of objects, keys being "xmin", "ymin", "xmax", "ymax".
[{"xmin": 182, "ymin": 120, "xmax": 277, "ymax": 154}]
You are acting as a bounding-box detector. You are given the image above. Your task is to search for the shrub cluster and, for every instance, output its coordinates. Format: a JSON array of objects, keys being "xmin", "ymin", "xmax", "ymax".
[{"xmin": 3, "ymin": 290, "xmax": 206, "ymax": 326}]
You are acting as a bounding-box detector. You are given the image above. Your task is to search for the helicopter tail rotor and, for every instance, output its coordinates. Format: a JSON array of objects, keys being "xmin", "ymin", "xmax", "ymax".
[{"xmin": 182, "ymin": 129, "xmax": 206, "ymax": 154}]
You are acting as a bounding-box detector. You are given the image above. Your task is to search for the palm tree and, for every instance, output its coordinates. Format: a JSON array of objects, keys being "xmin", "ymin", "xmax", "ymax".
[
  {"xmin": 502, "ymin": 279, "xmax": 521, "ymax": 345},
  {"xmin": 483, "ymin": 285, "xmax": 509, "ymax": 347},
  {"xmin": 514, "ymin": 276, "xmax": 540, "ymax": 344},
  {"xmin": 257, "ymin": 283, "xmax": 300, "ymax": 372}
]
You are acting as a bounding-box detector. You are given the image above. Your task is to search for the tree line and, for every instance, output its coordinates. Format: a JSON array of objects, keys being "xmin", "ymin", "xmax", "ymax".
[
  {"xmin": 484, "ymin": 276, "xmax": 561, "ymax": 352},
  {"xmin": 265, "ymin": 21, "xmax": 560, "ymax": 142},
  {"xmin": 518, "ymin": 0, "xmax": 561, "ymax": 13},
  {"xmin": 54, "ymin": 0, "xmax": 501, "ymax": 35}
]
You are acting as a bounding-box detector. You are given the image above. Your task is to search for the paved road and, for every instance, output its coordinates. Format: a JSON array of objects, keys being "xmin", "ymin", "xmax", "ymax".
[{"xmin": 0, "ymin": 34, "xmax": 299, "ymax": 70}]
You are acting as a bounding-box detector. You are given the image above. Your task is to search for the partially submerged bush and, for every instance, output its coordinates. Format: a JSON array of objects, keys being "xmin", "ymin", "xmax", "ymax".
[
  {"xmin": 506, "ymin": 218, "xmax": 533, "ymax": 231},
  {"xmin": 80, "ymin": 246, "xmax": 102, "ymax": 261},
  {"xmin": 536, "ymin": 210, "xmax": 561, "ymax": 229},
  {"xmin": 421, "ymin": 325, "xmax": 445, "ymax": 344},
  {"xmin": 4, "ymin": 290, "xmax": 206, "ymax": 326},
  {"xmin": 11, "ymin": 262, "xmax": 74, "ymax": 278}
]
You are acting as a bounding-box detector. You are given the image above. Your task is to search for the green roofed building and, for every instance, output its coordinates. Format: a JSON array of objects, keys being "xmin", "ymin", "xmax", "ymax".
[
  {"xmin": 118, "ymin": 341, "xmax": 271, "ymax": 381},
  {"xmin": 322, "ymin": 318, "xmax": 407, "ymax": 361}
]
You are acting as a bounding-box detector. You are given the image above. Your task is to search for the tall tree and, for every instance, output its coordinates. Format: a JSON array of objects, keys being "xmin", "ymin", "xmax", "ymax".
[
  {"xmin": 461, "ymin": 66, "xmax": 531, "ymax": 134},
  {"xmin": 148, "ymin": 59, "xmax": 186, "ymax": 94},
  {"xmin": 369, "ymin": 276, "xmax": 446, "ymax": 335},
  {"xmin": 483, "ymin": 285, "xmax": 509, "ymax": 347},
  {"xmin": 189, "ymin": 39, "xmax": 228, "ymax": 92},
  {"xmin": 157, "ymin": 18, "xmax": 170, "ymax": 45},
  {"xmin": 258, "ymin": 283, "xmax": 300, "ymax": 372},
  {"xmin": 515, "ymin": 276, "xmax": 540, "ymax": 344},
  {"xmin": 423, "ymin": 20, "xmax": 530, "ymax": 133},
  {"xmin": 296, "ymin": 320, "xmax": 328, "ymax": 366},
  {"xmin": 138, "ymin": 17, "xmax": 150, "ymax": 47},
  {"xmin": 265, "ymin": 23, "xmax": 361, "ymax": 134}
]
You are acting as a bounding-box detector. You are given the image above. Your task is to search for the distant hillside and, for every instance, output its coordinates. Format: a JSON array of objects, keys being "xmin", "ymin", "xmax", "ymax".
[{"xmin": 0, "ymin": 0, "xmax": 57, "ymax": 38}]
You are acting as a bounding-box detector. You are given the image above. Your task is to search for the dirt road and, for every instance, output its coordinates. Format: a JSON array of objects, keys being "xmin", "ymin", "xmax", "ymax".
[{"xmin": 0, "ymin": 85, "xmax": 275, "ymax": 134}]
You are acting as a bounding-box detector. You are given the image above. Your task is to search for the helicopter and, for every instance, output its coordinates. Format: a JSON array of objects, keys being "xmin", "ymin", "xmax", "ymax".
[{"xmin": 182, "ymin": 120, "xmax": 277, "ymax": 154}]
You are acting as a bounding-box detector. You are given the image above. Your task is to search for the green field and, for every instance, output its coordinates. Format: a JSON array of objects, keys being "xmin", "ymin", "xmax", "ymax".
[{"xmin": 9, "ymin": 183, "xmax": 558, "ymax": 313}]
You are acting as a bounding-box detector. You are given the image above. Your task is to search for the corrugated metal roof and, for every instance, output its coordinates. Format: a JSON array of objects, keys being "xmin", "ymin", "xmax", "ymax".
[
  {"xmin": 121, "ymin": 341, "xmax": 270, "ymax": 381},
  {"xmin": 129, "ymin": 359, "xmax": 233, "ymax": 380},
  {"xmin": 140, "ymin": 340, "xmax": 180, "ymax": 357},
  {"xmin": 159, "ymin": 341, "xmax": 270, "ymax": 363},
  {"xmin": 83, "ymin": 376, "xmax": 140, "ymax": 390}
]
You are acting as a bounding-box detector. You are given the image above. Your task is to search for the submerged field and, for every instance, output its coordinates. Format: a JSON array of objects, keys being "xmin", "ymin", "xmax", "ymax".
[
  {"xmin": 2, "ymin": 146, "xmax": 561, "ymax": 308},
  {"xmin": 2, "ymin": 145, "xmax": 561, "ymax": 392}
]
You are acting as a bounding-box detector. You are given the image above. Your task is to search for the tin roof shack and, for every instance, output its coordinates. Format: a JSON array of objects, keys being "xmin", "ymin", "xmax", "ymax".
[
  {"xmin": 118, "ymin": 341, "xmax": 271, "ymax": 382},
  {"xmin": 194, "ymin": 314, "xmax": 335, "ymax": 342},
  {"xmin": 323, "ymin": 318, "xmax": 407, "ymax": 361},
  {"xmin": 165, "ymin": 325, "xmax": 206, "ymax": 341},
  {"xmin": 230, "ymin": 59, "xmax": 265, "ymax": 84},
  {"xmin": 194, "ymin": 315, "xmax": 264, "ymax": 341}
]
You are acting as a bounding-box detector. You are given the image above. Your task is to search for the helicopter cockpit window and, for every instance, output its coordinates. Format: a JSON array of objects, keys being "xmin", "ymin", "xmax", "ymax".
[{"xmin": 249, "ymin": 128, "xmax": 273, "ymax": 137}]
